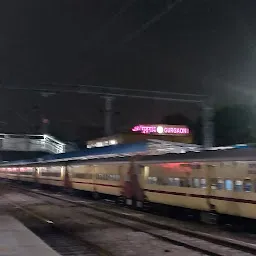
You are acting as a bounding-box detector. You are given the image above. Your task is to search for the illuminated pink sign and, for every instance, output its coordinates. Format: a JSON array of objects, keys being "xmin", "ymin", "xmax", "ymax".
[{"xmin": 131, "ymin": 125, "xmax": 189, "ymax": 135}]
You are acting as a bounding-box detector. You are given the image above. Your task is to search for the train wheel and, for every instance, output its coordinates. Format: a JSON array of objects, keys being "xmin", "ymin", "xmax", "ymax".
[
  {"xmin": 136, "ymin": 201, "xmax": 143, "ymax": 208},
  {"xmin": 200, "ymin": 211, "xmax": 218, "ymax": 225},
  {"xmin": 142, "ymin": 201, "xmax": 150, "ymax": 212},
  {"xmin": 125, "ymin": 198, "xmax": 133, "ymax": 206},
  {"xmin": 116, "ymin": 196, "xmax": 125, "ymax": 205}
]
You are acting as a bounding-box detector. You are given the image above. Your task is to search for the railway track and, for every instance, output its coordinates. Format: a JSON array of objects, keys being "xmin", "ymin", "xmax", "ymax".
[
  {"xmin": 4, "ymin": 196, "xmax": 114, "ymax": 256},
  {"xmin": 5, "ymin": 184, "xmax": 256, "ymax": 256},
  {"xmin": 17, "ymin": 216, "xmax": 108, "ymax": 256}
]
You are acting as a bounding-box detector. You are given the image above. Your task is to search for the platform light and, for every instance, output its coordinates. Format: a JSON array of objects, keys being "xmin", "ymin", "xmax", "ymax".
[
  {"xmin": 109, "ymin": 140, "xmax": 117, "ymax": 145},
  {"xmin": 96, "ymin": 142, "xmax": 103, "ymax": 147}
]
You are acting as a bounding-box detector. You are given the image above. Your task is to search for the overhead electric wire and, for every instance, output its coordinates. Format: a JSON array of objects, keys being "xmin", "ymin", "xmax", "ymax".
[
  {"xmin": 81, "ymin": 0, "xmax": 183, "ymax": 80},
  {"xmin": 84, "ymin": 0, "xmax": 138, "ymax": 48},
  {"xmin": 48, "ymin": 82, "xmax": 207, "ymax": 98},
  {"xmin": 1, "ymin": 0, "xmax": 190, "ymax": 101},
  {"xmin": 121, "ymin": 0, "xmax": 183, "ymax": 44},
  {"xmin": 84, "ymin": 0, "xmax": 183, "ymax": 51},
  {"xmin": 0, "ymin": 84, "xmax": 203, "ymax": 103}
]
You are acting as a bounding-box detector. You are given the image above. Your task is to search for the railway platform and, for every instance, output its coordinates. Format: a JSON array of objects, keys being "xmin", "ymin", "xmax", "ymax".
[{"xmin": 0, "ymin": 215, "xmax": 60, "ymax": 256}]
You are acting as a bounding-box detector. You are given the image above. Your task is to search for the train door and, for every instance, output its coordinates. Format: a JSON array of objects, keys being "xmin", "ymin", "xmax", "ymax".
[
  {"xmin": 201, "ymin": 163, "xmax": 218, "ymax": 224},
  {"xmin": 33, "ymin": 167, "xmax": 39, "ymax": 187},
  {"xmin": 118, "ymin": 165, "xmax": 124, "ymax": 194},
  {"xmin": 34, "ymin": 167, "xmax": 39, "ymax": 183},
  {"xmin": 135, "ymin": 164, "xmax": 147, "ymax": 207},
  {"xmin": 64, "ymin": 165, "xmax": 72, "ymax": 191},
  {"xmin": 207, "ymin": 164, "xmax": 218, "ymax": 210},
  {"xmin": 92, "ymin": 165, "xmax": 100, "ymax": 199},
  {"xmin": 137, "ymin": 165, "xmax": 146, "ymax": 187},
  {"xmin": 126, "ymin": 159, "xmax": 145, "ymax": 207},
  {"xmin": 115, "ymin": 164, "xmax": 128, "ymax": 205},
  {"xmin": 120, "ymin": 163, "xmax": 132, "ymax": 205},
  {"xmin": 17, "ymin": 167, "xmax": 21, "ymax": 183}
]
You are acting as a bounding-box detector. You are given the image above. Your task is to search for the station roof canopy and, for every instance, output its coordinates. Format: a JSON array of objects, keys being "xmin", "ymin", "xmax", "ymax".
[{"xmin": 0, "ymin": 140, "xmax": 251, "ymax": 166}]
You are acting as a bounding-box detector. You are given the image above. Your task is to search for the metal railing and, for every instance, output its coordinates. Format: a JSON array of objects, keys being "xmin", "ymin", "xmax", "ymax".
[{"xmin": 0, "ymin": 134, "xmax": 72, "ymax": 154}]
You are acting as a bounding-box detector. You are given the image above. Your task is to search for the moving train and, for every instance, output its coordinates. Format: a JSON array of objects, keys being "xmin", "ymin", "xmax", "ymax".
[{"xmin": 1, "ymin": 147, "xmax": 256, "ymax": 224}]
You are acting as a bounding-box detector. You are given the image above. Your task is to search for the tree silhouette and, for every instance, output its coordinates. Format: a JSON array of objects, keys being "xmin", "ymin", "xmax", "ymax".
[
  {"xmin": 162, "ymin": 105, "xmax": 256, "ymax": 146},
  {"xmin": 214, "ymin": 105, "xmax": 253, "ymax": 146}
]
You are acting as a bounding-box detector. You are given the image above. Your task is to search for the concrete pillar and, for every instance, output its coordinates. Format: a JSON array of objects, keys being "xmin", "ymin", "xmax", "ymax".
[
  {"xmin": 104, "ymin": 96, "xmax": 114, "ymax": 136},
  {"xmin": 202, "ymin": 100, "xmax": 214, "ymax": 148}
]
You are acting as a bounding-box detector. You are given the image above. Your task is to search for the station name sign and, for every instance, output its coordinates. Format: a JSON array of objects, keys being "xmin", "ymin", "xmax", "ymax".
[{"xmin": 131, "ymin": 124, "xmax": 190, "ymax": 135}]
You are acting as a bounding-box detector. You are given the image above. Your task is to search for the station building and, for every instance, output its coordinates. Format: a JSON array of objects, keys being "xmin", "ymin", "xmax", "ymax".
[{"xmin": 86, "ymin": 124, "xmax": 193, "ymax": 148}]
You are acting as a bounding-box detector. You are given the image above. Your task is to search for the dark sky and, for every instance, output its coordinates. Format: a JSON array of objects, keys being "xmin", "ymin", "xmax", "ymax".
[{"xmin": 0, "ymin": 0, "xmax": 256, "ymax": 140}]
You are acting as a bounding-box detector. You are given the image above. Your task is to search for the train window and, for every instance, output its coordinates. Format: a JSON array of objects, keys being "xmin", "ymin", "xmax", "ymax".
[
  {"xmin": 190, "ymin": 164, "xmax": 201, "ymax": 170},
  {"xmin": 75, "ymin": 173, "xmax": 92, "ymax": 179},
  {"xmin": 210, "ymin": 179, "xmax": 217, "ymax": 190},
  {"xmin": 156, "ymin": 177, "xmax": 165, "ymax": 185},
  {"xmin": 100, "ymin": 174, "xmax": 104, "ymax": 180},
  {"xmin": 196, "ymin": 164, "xmax": 201, "ymax": 169},
  {"xmin": 75, "ymin": 173, "xmax": 85, "ymax": 179},
  {"xmin": 244, "ymin": 180, "xmax": 252, "ymax": 192},
  {"xmin": 200, "ymin": 178, "xmax": 207, "ymax": 188},
  {"xmin": 217, "ymin": 179, "xmax": 224, "ymax": 190},
  {"xmin": 187, "ymin": 178, "xmax": 192, "ymax": 187},
  {"xmin": 148, "ymin": 176, "xmax": 157, "ymax": 184},
  {"xmin": 180, "ymin": 178, "xmax": 188, "ymax": 187},
  {"xmin": 234, "ymin": 180, "xmax": 243, "ymax": 192},
  {"xmin": 107, "ymin": 174, "xmax": 120, "ymax": 181},
  {"xmin": 168, "ymin": 177, "xmax": 174, "ymax": 186},
  {"xmin": 41, "ymin": 172, "xmax": 61, "ymax": 177},
  {"xmin": 174, "ymin": 178, "xmax": 180, "ymax": 186},
  {"xmin": 87, "ymin": 173, "xmax": 93, "ymax": 179},
  {"xmin": 192, "ymin": 178, "xmax": 200, "ymax": 188},
  {"xmin": 225, "ymin": 180, "xmax": 233, "ymax": 191},
  {"xmin": 168, "ymin": 177, "xmax": 179, "ymax": 186},
  {"xmin": 52, "ymin": 172, "xmax": 61, "ymax": 177}
]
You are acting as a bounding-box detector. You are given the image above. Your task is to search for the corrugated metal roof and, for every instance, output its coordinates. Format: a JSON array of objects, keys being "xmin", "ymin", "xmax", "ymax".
[
  {"xmin": 0, "ymin": 141, "xmax": 148, "ymax": 166},
  {"xmin": 0, "ymin": 140, "xmax": 252, "ymax": 167}
]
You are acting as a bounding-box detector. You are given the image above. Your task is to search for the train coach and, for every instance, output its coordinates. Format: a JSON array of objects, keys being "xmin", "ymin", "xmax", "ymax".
[{"xmin": 1, "ymin": 146, "xmax": 256, "ymax": 225}]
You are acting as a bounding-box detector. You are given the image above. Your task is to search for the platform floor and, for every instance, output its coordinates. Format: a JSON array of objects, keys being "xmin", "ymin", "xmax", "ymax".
[{"xmin": 0, "ymin": 215, "xmax": 60, "ymax": 256}]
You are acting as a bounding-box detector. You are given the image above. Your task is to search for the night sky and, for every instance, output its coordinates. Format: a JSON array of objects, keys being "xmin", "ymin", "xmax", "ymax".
[{"xmin": 0, "ymin": 0, "xmax": 256, "ymax": 141}]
